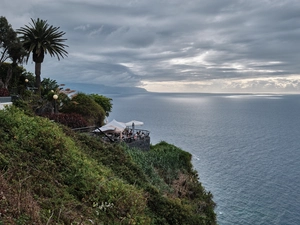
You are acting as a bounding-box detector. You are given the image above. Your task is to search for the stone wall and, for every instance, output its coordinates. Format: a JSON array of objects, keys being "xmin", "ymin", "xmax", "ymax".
[
  {"xmin": 0, "ymin": 96, "xmax": 12, "ymax": 103},
  {"xmin": 126, "ymin": 136, "xmax": 151, "ymax": 151}
]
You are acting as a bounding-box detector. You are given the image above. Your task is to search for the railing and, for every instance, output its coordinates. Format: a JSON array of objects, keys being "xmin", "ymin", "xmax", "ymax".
[
  {"xmin": 122, "ymin": 128, "xmax": 150, "ymax": 142},
  {"xmin": 72, "ymin": 126, "xmax": 97, "ymax": 133},
  {"xmin": 72, "ymin": 126, "xmax": 151, "ymax": 150}
]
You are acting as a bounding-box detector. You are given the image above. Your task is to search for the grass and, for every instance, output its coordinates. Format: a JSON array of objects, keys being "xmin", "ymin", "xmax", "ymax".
[{"xmin": 0, "ymin": 106, "xmax": 216, "ymax": 225}]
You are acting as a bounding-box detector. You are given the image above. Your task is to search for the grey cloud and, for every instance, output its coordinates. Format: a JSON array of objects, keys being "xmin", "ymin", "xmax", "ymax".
[{"xmin": 2, "ymin": 0, "xmax": 300, "ymax": 92}]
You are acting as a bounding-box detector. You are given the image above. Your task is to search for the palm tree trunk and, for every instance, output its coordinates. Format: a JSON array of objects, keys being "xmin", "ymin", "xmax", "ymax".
[{"xmin": 35, "ymin": 62, "xmax": 42, "ymax": 96}]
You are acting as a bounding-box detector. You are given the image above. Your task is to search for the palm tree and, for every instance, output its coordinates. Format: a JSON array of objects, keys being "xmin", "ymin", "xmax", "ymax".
[{"xmin": 17, "ymin": 18, "xmax": 68, "ymax": 96}]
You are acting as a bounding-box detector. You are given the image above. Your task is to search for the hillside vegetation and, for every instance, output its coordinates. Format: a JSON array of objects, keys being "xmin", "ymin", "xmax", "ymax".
[{"xmin": 0, "ymin": 106, "xmax": 216, "ymax": 225}]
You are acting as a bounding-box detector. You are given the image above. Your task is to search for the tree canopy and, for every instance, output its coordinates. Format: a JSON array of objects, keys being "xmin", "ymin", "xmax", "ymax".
[
  {"xmin": 89, "ymin": 93, "xmax": 113, "ymax": 117},
  {"xmin": 0, "ymin": 16, "xmax": 17, "ymax": 64}
]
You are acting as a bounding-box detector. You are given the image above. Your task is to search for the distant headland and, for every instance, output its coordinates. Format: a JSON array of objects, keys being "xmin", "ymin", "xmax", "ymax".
[{"xmin": 65, "ymin": 83, "xmax": 148, "ymax": 95}]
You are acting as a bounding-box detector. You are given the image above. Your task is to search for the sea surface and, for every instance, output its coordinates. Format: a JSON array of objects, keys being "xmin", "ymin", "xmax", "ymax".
[{"xmin": 106, "ymin": 93, "xmax": 300, "ymax": 225}]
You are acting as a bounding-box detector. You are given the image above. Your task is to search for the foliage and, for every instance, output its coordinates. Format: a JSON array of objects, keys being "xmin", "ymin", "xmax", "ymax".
[
  {"xmin": 0, "ymin": 107, "xmax": 150, "ymax": 224},
  {"xmin": 21, "ymin": 71, "xmax": 35, "ymax": 89},
  {"xmin": 0, "ymin": 88, "xmax": 9, "ymax": 96},
  {"xmin": 41, "ymin": 78, "xmax": 59, "ymax": 97},
  {"xmin": 17, "ymin": 18, "xmax": 68, "ymax": 63},
  {"xmin": 89, "ymin": 93, "xmax": 113, "ymax": 117},
  {"xmin": 0, "ymin": 106, "xmax": 216, "ymax": 225},
  {"xmin": 0, "ymin": 62, "xmax": 28, "ymax": 94},
  {"xmin": 0, "ymin": 16, "xmax": 17, "ymax": 64},
  {"xmin": 61, "ymin": 92, "xmax": 106, "ymax": 126},
  {"xmin": 11, "ymin": 98, "xmax": 35, "ymax": 116},
  {"xmin": 42, "ymin": 113, "xmax": 88, "ymax": 128},
  {"xmin": 148, "ymin": 141, "xmax": 193, "ymax": 183},
  {"xmin": 77, "ymin": 135, "xmax": 217, "ymax": 225},
  {"xmin": 17, "ymin": 18, "xmax": 68, "ymax": 95},
  {"xmin": 0, "ymin": 17, "xmax": 26, "ymax": 91},
  {"xmin": 124, "ymin": 142, "xmax": 217, "ymax": 224}
]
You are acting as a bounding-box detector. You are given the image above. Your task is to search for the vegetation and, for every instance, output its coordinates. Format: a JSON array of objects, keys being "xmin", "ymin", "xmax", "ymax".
[
  {"xmin": 61, "ymin": 92, "xmax": 106, "ymax": 126},
  {"xmin": 0, "ymin": 16, "xmax": 110, "ymax": 126},
  {"xmin": 0, "ymin": 16, "xmax": 216, "ymax": 224},
  {"xmin": 0, "ymin": 17, "xmax": 25, "ymax": 92},
  {"xmin": 17, "ymin": 18, "xmax": 68, "ymax": 95},
  {"xmin": 42, "ymin": 113, "xmax": 89, "ymax": 128},
  {"xmin": 0, "ymin": 62, "xmax": 28, "ymax": 97},
  {"xmin": 89, "ymin": 94, "xmax": 113, "ymax": 117},
  {"xmin": 41, "ymin": 78, "xmax": 60, "ymax": 97},
  {"xmin": 0, "ymin": 16, "xmax": 16, "ymax": 65},
  {"xmin": 0, "ymin": 88, "xmax": 9, "ymax": 97},
  {"xmin": 0, "ymin": 107, "xmax": 217, "ymax": 224}
]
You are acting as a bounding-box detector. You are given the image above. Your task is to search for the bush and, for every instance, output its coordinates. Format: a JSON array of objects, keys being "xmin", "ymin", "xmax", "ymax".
[
  {"xmin": 61, "ymin": 93, "xmax": 105, "ymax": 126},
  {"xmin": 42, "ymin": 113, "xmax": 88, "ymax": 128},
  {"xmin": 89, "ymin": 94, "xmax": 113, "ymax": 117},
  {"xmin": 0, "ymin": 88, "xmax": 9, "ymax": 96},
  {"xmin": 0, "ymin": 106, "xmax": 151, "ymax": 224}
]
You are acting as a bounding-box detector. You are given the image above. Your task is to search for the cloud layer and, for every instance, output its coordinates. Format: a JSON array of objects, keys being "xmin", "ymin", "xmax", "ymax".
[{"xmin": 2, "ymin": 0, "xmax": 300, "ymax": 92}]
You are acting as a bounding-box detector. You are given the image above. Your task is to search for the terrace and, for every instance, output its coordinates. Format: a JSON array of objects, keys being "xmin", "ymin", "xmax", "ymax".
[
  {"xmin": 93, "ymin": 127, "xmax": 151, "ymax": 151},
  {"xmin": 73, "ymin": 120, "xmax": 151, "ymax": 151}
]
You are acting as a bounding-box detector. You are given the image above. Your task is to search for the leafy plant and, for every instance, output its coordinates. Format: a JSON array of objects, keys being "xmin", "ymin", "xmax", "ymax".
[
  {"xmin": 61, "ymin": 92, "xmax": 105, "ymax": 126},
  {"xmin": 0, "ymin": 88, "xmax": 9, "ymax": 96},
  {"xmin": 89, "ymin": 93, "xmax": 113, "ymax": 117},
  {"xmin": 42, "ymin": 113, "xmax": 88, "ymax": 128},
  {"xmin": 41, "ymin": 78, "xmax": 59, "ymax": 97}
]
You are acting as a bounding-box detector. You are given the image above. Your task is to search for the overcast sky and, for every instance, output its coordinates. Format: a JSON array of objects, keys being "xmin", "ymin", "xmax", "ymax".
[{"xmin": 2, "ymin": 0, "xmax": 300, "ymax": 93}]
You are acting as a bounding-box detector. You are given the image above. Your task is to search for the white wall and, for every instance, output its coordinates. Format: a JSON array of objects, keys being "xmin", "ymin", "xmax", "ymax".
[{"xmin": 0, "ymin": 102, "xmax": 12, "ymax": 110}]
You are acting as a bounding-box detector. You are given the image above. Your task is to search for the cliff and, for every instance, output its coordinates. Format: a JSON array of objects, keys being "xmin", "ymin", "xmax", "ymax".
[{"xmin": 0, "ymin": 106, "xmax": 216, "ymax": 225}]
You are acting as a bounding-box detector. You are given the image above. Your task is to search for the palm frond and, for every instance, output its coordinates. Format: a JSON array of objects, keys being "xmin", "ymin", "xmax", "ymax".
[{"xmin": 17, "ymin": 18, "xmax": 68, "ymax": 63}]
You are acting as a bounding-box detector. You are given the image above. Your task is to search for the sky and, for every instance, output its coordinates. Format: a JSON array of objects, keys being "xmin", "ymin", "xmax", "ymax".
[{"xmin": 2, "ymin": 0, "xmax": 300, "ymax": 93}]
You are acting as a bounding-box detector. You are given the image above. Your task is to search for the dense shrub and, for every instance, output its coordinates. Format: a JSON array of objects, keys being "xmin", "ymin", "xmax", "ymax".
[
  {"xmin": 40, "ymin": 78, "xmax": 59, "ymax": 97},
  {"xmin": 0, "ymin": 107, "xmax": 216, "ymax": 224},
  {"xmin": 124, "ymin": 141, "xmax": 217, "ymax": 224},
  {"xmin": 61, "ymin": 92, "xmax": 105, "ymax": 126},
  {"xmin": 42, "ymin": 113, "xmax": 88, "ymax": 128},
  {"xmin": 0, "ymin": 106, "xmax": 151, "ymax": 224},
  {"xmin": 89, "ymin": 93, "xmax": 113, "ymax": 117},
  {"xmin": 0, "ymin": 62, "xmax": 27, "ymax": 95},
  {"xmin": 0, "ymin": 88, "xmax": 9, "ymax": 96},
  {"xmin": 12, "ymin": 98, "xmax": 35, "ymax": 116},
  {"xmin": 80, "ymin": 135, "xmax": 217, "ymax": 224}
]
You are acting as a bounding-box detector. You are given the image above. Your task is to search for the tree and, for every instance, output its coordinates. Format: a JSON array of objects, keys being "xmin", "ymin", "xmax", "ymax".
[
  {"xmin": 0, "ymin": 16, "xmax": 16, "ymax": 65},
  {"xmin": 41, "ymin": 78, "xmax": 59, "ymax": 97},
  {"xmin": 0, "ymin": 16, "xmax": 25, "ymax": 89},
  {"xmin": 89, "ymin": 94, "xmax": 113, "ymax": 117},
  {"xmin": 61, "ymin": 93, "xmax": 106, "ymax": 126},
  {"xmin": 0, "ymin": 62, "xmax": 26, "ymax": 94},
  {"xmin": 17, "ymin": 18, "xmax": 68, "ymax": 96}
]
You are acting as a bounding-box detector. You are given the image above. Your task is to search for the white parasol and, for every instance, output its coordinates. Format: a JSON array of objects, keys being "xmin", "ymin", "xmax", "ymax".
[
  {"xmin": 94, "ymin": 119, "xmax": 126, "ymax": 133},
  {"xmin": 125, "ymin": 120, "xmax": 144, "ymax": 126}
]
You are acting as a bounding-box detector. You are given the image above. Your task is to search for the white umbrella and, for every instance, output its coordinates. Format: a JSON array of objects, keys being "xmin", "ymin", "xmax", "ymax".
[
  {"xmin": 125, "ymin": 120, "xmax": 143, "ymax": 134},
  {"xmin": 94, "ymin": 119, "xmax": 126, "ymax": 133},
  {"xmin": 107, "ymin": 119, "xmax": 126, "ymax": 132},
  {"xmin": 125, "ymin": 120, "xmax": 144, "ymax": 126},
  {"xmin": 98, "ymin": 125, "xmax": 116, "ymax": 132}
]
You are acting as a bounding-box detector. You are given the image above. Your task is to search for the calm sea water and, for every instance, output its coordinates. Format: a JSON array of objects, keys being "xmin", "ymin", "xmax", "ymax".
[{"xmin": 107, "ymin": 93, "xmax": 300, "ymax": 225}]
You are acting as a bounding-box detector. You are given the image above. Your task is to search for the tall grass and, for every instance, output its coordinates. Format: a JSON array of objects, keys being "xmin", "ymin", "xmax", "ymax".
[
  {"xmin": 0, "ymin": 106, "xmax": 216, "ymax": 224},
  {"xmin": 124, "ymin": 141, "xmax": 193, "ymax": 186}
]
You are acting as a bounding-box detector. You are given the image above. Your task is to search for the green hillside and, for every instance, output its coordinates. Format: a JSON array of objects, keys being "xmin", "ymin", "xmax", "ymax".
[{"xmin": 0, "ymin": 106, "xmax": 216, "ymax": 225}]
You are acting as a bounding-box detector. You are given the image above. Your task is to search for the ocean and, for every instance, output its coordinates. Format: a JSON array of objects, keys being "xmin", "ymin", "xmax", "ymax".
[{"xmin": 106, "ymin": 92, "xmax": 300, "ymax": 225}]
